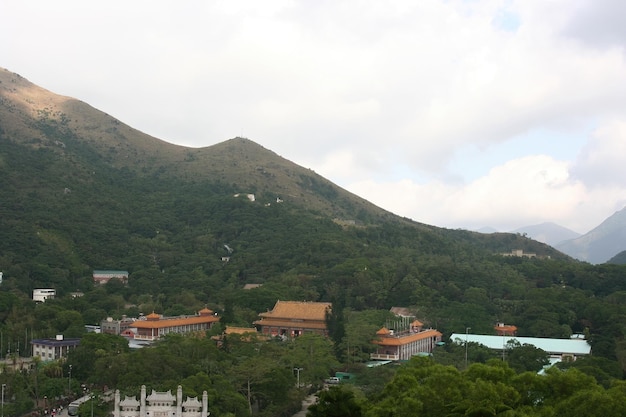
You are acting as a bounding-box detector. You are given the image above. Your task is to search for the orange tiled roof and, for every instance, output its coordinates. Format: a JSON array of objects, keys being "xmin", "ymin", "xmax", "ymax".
[
  {"xmin": 494, "ymin": 324, "xmax": 518, "ymax": 335},
  {"xmin": 258, "ymin": 300, "xmax": 332, "ymax": 321},
  {"xmin": 412, "ymin": 319, "xmax": 423, "ymax": 327},
  {"xmin": 225, "ymin": 326, "xmax": 258, "ymax": 335},
  {"xmin": 199, "ymin": 307, "xmax": 214, "ymax": 315},
  {"xmin": 376, "ymin": 327, "xmax": 391, "ymax": 335},
  {"xmin": 373, "ymin": 329, "xmax": 442, "ymax": 346},
  {"xmin": 252, "ymin": 319, "xmax": 327, "ymax": 329}
]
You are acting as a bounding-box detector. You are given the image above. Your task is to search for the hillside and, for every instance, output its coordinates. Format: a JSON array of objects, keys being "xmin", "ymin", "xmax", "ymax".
[
  {"xmin": 5, "ymin": 66, "xmax": 623, "ymax": 343},
  {"xmin": 607, "ymin": 250, "xmax": 626, "ymax": 265},
  {"xmin": 5, "ymin": 67, "xmax": 626, "ymax": 406},
  {"xmin": 0, "ymin": 67, "xmax": 394, "ymax": 223},
  {"xmin": 556, "ymin": 206, "xmax": 626, "ymax": 264},
  {"xmin": 0, "ymin": 67, "xmax": 560, "ymax": 250}
]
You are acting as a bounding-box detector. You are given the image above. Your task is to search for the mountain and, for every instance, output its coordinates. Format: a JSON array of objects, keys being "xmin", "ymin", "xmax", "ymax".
[
  {"xmin": 555, "ymin": 206, "xmax": 626, "ymax": 264},
  {"xmin": 0, "ymin": 68, "xmax": 393, "ymax": 224},
  {"xmin": 7, "ymin": 68, "xmax": 626, "ymax": 408},
  {"xmin": 607, "ymin": 250, "xmax": 626, "ymax": 265},
  {"xmin": 475, "ymin": 226, "xmax": 498, "ymax": 234},
  {"xmin": 0, "ymin": 66, "xmax": 566, "ymax": 309},
  {"xmin": 510, "ymin": 222, "xmax": 581, "ymax": 247}
]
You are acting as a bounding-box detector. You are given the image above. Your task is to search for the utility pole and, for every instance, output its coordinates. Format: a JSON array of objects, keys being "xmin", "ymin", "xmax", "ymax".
[
  {"xmin": 293, "ymin": 368, "xmax": 303, "ymax": 388},
  {"xmin": 2, "ymin": 383, "xmax": 6, "ymax": 417},
  {"xmin": 68, "ymin": 364, "xmax": 72, "ymax": 395},
  {"xmin": 465, "ymin": 327, "xmax": 471, "ymax": 369}
]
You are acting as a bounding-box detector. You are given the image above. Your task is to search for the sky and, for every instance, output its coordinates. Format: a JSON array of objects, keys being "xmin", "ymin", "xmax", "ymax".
[{"xmin": 2, "ymin": 0, "xmax": 626, "ymax": 234}]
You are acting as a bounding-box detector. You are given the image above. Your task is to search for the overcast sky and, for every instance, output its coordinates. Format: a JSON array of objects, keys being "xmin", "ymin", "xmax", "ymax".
[{"xmin": 3, "ymin": 0, "xmax": 626, "ymax": 234}]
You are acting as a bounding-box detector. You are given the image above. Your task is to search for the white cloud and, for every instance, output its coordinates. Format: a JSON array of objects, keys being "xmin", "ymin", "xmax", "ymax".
[
  {"xmin": 572, "ymin": 119, "xmax": 626, "ymax": 187},
  {"xmin": 561, "ymin": 0, "xmax": 626, "ymax": 48},
  {"xmin": 348, "ymin": 155, "xmax": 607, "ymax": 233}
]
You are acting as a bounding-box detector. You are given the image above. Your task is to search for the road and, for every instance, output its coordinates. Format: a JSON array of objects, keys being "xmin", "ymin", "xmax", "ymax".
[{"xmin": 292, "ymin": 392, "xmax": 317, "ymax": 417}]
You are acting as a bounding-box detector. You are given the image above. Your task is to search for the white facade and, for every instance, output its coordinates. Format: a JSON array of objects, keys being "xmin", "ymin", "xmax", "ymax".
[
  {"xmin": 113, "ymin": 386, "xmax": 209, "ymax": 417},
  {"xmin": 33, "ymin": 288, "xmax": 56, "ymax": 302},
  {"xmin": 93, "ymin": 270, "xmax": 129, "ymax": 285},
  {"xmin": 31, "ymin": 335, "xmax": 80, "ymax": 360}
]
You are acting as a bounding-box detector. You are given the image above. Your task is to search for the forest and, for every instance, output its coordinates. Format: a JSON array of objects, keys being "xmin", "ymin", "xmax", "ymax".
[
  {"xmin": 2, "ymin": 112, "xmax": 626, "ymax": 416},
  {"xmin": 1, "ymin": 249, "xmax": 626, "ymax": 417}
]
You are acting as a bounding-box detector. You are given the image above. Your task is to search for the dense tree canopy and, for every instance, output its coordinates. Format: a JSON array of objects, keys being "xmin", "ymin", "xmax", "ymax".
[{"xmin": 3, "ymin": 117, "xmax": 626, "ymax": 416}]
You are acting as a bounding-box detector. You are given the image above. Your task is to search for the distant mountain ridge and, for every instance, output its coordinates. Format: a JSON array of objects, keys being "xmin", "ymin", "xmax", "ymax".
[
  {"xmin": 511, "ymin": 222, "xmax": 581, "ymax": 247},
  {"xmin": 607, "ymin": 250, "xmax": 626, "ymax": 265},
  {"xmin": 555, "ymin": 206, "xmax": 626, "ymax": 264},
  {"xmin": 479, "ymin": 212, "xmax": 626, "ymax": 264}
]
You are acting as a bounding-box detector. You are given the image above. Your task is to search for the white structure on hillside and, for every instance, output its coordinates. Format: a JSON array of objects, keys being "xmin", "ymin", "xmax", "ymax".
[
  {"xmin": 113, "ymin": 385, "xmax": 209, "ymax": 417},
  {"xmin": 93, "ymin": 270, "xmax": 129, "ymax": 285},
  {"xmin": 233, "ymin": 193, "xmax": 255, "ymax": 201},
  {"xmin": 33, "ymin": 288, "xmax": 56, "ymax": 302},
  {"xmin": 31, "ymin": 335, "xmax": 80, "ymax": 360}
]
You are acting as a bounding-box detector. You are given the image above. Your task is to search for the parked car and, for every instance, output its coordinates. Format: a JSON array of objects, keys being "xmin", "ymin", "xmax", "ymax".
[{"xmin": 325, "ymin": 377, "xmax": 340, "ymax": 384}]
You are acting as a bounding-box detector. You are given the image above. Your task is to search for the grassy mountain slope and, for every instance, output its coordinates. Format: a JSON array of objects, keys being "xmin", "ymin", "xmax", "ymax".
[
  {"xmin": 0, "ymin": 67, "xmax": 396, "ymax": 224},
  {"xmin": 0, "ymin": 67, "xmax": 584, "ymax": 328}
]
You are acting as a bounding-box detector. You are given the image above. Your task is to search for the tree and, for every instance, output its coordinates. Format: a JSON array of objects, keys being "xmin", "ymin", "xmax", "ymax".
[
  {"xmin": 326, "ymin": 299, "xmax": 346, "ymax": 361},
  {"xmin": 67, "ymin": 333, "xmax": 130, "ymax": 382},
  {"xmin": 505, "ymin": 341, "xmax": 549, "ymax": 373},
  {"xmin": 341, "ymin": 309, "xmax": 394, "ymax": 363},
  {"xmin": 307, "ymin": 386, "xmax": 363, "ymax": 417},
  {"xmin": 284, "ymin": 334, "xmax": 340, "ymax": 387},
  {"xmin": 367, "ymin": 358, "xmax": 467, "ymax": 417}
]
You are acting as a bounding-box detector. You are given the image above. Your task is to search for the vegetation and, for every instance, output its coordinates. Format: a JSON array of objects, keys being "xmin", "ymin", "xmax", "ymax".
[
  {"xmin": 2, "ymin": 73, "xmax": 626, "ymax": 416},
  {"xmin": 363, "ymin": 357, "xmax": 626, "ymax": 417}
]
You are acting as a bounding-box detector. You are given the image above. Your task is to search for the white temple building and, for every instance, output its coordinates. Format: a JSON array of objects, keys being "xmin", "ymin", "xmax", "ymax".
[{"xmin": 113, "ymin": 385, "xmax": 209, "ymax": 417}]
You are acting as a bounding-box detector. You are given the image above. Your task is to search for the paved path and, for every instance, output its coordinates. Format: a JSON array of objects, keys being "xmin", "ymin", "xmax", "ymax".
[{"xmin": 292, "ymin": 392, "xmax": 318, "ymax": 417}]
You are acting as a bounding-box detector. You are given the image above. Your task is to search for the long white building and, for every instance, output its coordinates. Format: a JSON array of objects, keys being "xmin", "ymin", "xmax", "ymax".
[{"xmin": 450, "ymin": 333, "xmax": 591, "ymax": 362}]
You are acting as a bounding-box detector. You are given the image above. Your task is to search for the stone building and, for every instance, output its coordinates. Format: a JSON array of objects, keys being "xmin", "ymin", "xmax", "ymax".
[
  {"xmin": 113, "ymin": 385, "xmax": 209, "ymax": 417},
  {"xmin": 31, "ymin": 335, "xmax": 80, "ymax": 361}
]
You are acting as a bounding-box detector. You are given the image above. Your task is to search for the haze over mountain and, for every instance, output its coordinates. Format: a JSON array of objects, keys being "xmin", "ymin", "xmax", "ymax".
[
  {"xmin": 607, "ymin": 250, "xmax": 626, "ymax": 265},
  {"xmin": 555, "ymin": 206, "xmax": 626, "ymax": 265},
  {"xmin": 511, "ymin": 222, "xmax": 581, "ymax": 247},
  {"xmin": 477, "ymin": 211, "xmax": 626, "ymax": 264}
]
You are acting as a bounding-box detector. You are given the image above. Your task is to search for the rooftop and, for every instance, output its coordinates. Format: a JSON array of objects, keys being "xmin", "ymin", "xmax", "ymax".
[
  {"xmin": 450, "ymin": 333, "xmax": 591, "ymax": 356},
  {"xmin": 257, "ymin": 300, "xmax": 332, "ymax": 321},
  {"xmin": 374, "ymin": 329, "xmax": 442, "ymax": 346}
]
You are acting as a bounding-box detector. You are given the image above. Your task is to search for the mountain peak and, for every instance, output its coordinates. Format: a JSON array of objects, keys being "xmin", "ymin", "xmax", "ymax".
[
  {"xmin": 0, "ymin": 69, "xmax": 391, "ymax": 223},
  {"xmin": 556, "ymin": 206, "xmax": 626, "ymax": 264},
  {"xmin": 511, "ymin": 222, "xmax": 581, "ymax": 246}
]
